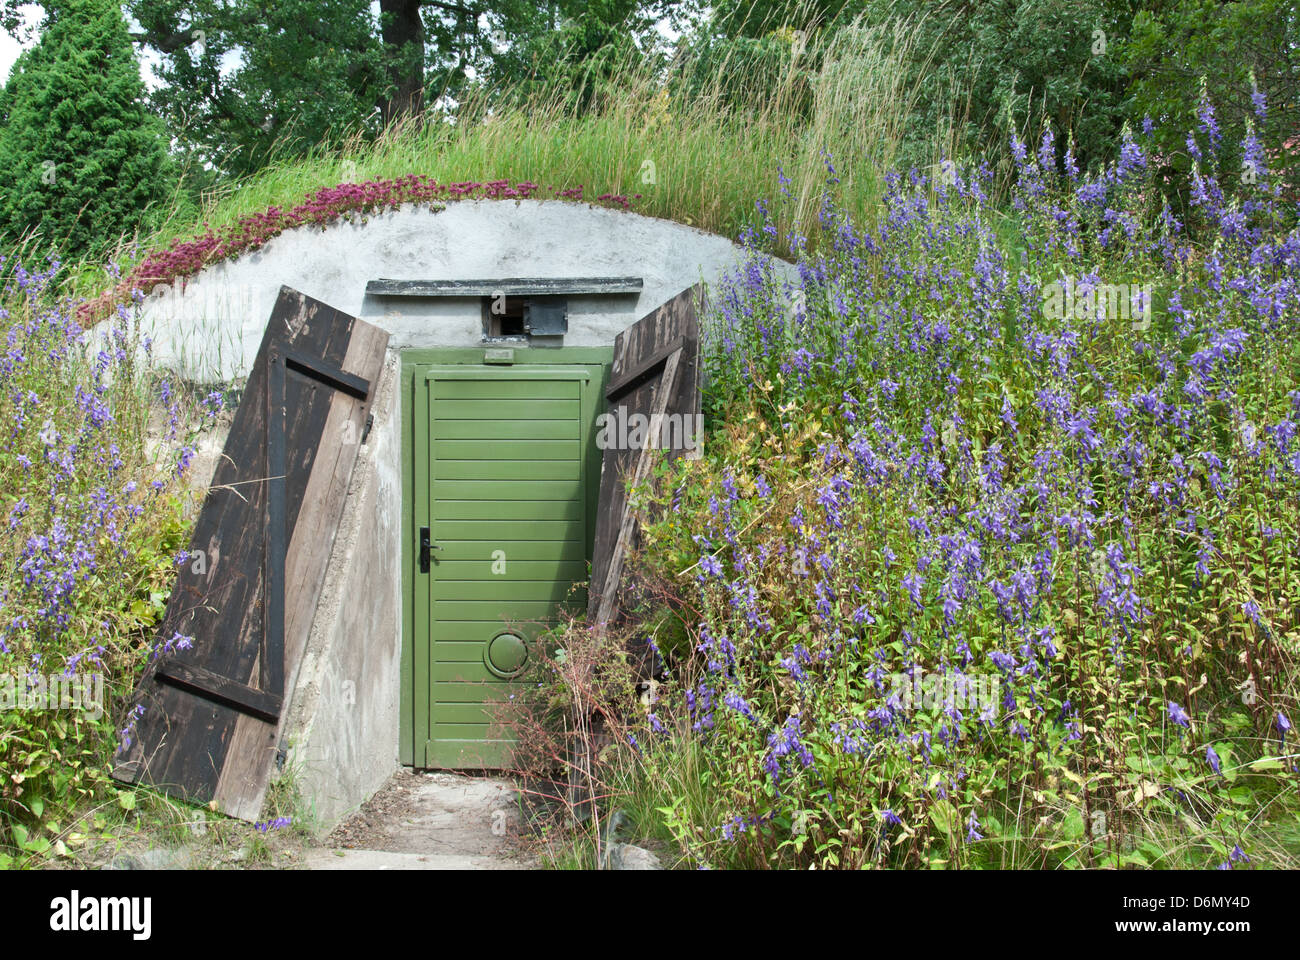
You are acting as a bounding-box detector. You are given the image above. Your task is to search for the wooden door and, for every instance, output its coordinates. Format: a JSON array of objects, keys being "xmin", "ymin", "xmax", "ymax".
[
  {"xmin": 588, "ymin": 284, "xmax": 703, "ymax": 625},
  {"xmin": 113, "ymin": 287, "xmax": 387, "ymax": 820},
  {"xmin": 412, "ymin": 361, "xmax": 606, "ymax": 768}
]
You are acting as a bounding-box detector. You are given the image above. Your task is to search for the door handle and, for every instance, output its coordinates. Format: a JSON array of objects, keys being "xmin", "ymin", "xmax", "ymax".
[{"xmin": 418, "ymin": 527, "xmax": 440, "ymax": 572}]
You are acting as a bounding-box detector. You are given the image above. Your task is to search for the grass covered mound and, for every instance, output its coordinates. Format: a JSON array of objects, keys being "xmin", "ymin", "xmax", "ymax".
[
  {"xmin": 566, "ymin": 98, "xmax": 1300, "ymax": 869},
  {"xmin": 64, "ymin": 20, "xmax": 947, "ymax": 313}
]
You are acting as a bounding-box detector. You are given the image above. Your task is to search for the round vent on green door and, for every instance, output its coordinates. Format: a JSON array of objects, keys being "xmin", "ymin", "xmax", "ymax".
[{"xmin": 484, "ymin": 631, "xmax": 529, "ymax": 678}]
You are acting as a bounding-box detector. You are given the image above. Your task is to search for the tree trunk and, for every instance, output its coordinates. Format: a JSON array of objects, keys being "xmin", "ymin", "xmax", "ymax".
[{"xmin": 381, "ymin": 0, "xmax": 425, "ymax": 123}]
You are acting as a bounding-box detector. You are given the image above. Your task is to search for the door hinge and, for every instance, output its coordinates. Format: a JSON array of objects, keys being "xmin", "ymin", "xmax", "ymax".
[{"xmin": 361, "ymin": 413, "xmax": 374, "ymax": 445}]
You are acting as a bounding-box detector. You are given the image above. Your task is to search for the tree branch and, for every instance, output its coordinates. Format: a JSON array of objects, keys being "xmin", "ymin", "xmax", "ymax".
[
  {"xmin": 128, "ymin": 28, "xmax": 200, "ymax": 54},
  {"xmin": 419, "ymin": 0, "xmax": 477, "ymax": 15}
]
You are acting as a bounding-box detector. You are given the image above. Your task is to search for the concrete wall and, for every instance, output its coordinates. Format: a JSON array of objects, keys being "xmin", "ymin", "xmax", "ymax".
[
  {"xmin": 111, "ymin": 199, "xmax": 792, "ymax": 830},
  {"xmin": 132, "ymin": 199, "xmax": 773, "ymax": 383},
  {"xmin": 286, "ymin": 356, "xmax": 403, "ymax": 829}
]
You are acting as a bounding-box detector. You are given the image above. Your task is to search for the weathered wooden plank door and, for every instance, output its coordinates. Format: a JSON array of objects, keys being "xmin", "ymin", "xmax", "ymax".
[
  {"xmin": 113, "ymin": 286, "xmax": 388, "ymax": 820},
  {"xmin": 412, "ymin": 359, "xmax": 606, "ymax": 768},
  {"xmin": 588, "ymin": 284, "xmax": 703, "ymax": 626}
]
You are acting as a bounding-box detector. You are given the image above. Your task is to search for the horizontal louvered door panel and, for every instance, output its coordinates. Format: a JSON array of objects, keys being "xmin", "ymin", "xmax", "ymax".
[
  {"xmin": 432, "ymin": 579, "xmax": 577, "ymax": 602},
  {"xmin": 431, "ymin": 379, "xmax": 579, "ymax": 399},
  {"xmin": 432, "ymin": 479, "xmax": 584, "ymax": 499},
  {"xmin": 433, "ymin": 559, "xmax": 588, "ymax": 581},
  {"xmin": 433, "ymin": 399, "xmax": 581, "ymax": 418},
  {"xmin": 433, "ymin": 439, "xmax": 582, "ymax": 460},
  {"xmin": 434, "ymin": 459, "xmax": 582, "ymax": 480},
  {"xmin": 432, "ymin": 600, "xmax": 583, "ymax": 621},
  {"xmin": 431, "ymin": 539, "xmax": 587, "ymax": 561},
  {"xmin": 436, "ymin": 419, "xmax": 578, "ymax": 439},
  {"xmin": 432, "ymin": 520, "xmax": 583, "ymax": 540},
  {"xmin": 414, "ymin": 362, "xmax": 604, "ymax": 770},
  {"xmin": 435, "ymin": 499, "xmax": 585, "ymax": 521}
]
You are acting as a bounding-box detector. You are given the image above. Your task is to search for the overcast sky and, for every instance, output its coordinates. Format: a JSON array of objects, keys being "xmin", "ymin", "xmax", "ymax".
[
  {"xmin": 0, "ymin": 22, "xmax": 31, "ymax": 84},
  {"xmin": 0, "ymin": 3, "xmax": 357, "ymax": 88},
  {"xmin": 1, "ymin": 5, "xmax": 167, "ymax": 88},
  {"xmin": 1, "ymin": 3, "xmax": 43, "ymax": 82},
  {"xmin": 0, "ymin": 4, "xmax": 684, "ymax": 88}
]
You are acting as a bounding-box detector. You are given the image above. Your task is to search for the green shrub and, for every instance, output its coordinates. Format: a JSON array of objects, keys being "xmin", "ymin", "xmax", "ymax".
[{"xmin": 0, "ymin": 0, "xmax": 174, "ymax": 261}]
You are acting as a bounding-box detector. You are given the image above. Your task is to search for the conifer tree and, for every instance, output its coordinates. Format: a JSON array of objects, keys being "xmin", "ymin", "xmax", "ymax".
[{"xmin": 0, "ymin": 0, "xmax": 173, "ymax": 259}]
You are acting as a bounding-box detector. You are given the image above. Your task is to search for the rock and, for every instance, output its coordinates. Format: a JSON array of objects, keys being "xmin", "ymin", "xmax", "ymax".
[
  {"xmin": 597, "ymin": 809, "xmax": 662, "ymax": 869},
  {"xmin": 107, "ymin": 848, "xmax": 192, "ymax": 870},
  {"xmin": 603, "ymin": 843, "xmax": 662, "ymax": 870}
]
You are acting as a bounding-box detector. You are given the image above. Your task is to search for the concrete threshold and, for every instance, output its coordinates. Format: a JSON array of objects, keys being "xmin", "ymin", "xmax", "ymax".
[{"xmin": 304, "ymin": 848, "xmax": 532, "ymax": 870}]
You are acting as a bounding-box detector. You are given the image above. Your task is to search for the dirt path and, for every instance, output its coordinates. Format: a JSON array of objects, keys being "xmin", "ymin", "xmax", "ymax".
[{"xmin": 303, "ymin": 770, "xmax": 536, "ymax": 870}]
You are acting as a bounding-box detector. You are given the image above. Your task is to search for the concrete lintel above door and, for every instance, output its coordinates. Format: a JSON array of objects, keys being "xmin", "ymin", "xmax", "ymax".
[{"xmin": 366, "ymin": 277, "xmax": 644, "ymax": 298}]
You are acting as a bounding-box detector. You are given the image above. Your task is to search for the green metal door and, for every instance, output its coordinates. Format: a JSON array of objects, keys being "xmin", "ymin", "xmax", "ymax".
[{"xmin": 405, "ymin": 353, "xmax": 608, "ymax": 768}]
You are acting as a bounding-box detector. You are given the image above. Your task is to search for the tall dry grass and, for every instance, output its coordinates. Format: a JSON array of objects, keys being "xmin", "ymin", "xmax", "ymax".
[{"xmin": 69, "ymin": 12, "xmax": 963, "ymax": 296}]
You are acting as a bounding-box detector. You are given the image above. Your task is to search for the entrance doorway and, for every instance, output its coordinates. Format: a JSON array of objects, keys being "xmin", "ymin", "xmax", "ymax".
[{"xmin": 402, "ymin": 348, "xmax": 611, "ymax": 768}]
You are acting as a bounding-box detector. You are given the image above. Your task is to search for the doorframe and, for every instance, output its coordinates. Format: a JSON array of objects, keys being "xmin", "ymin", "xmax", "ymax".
[{"xmin": 399, "ymin": 346, "xmax": 614, "ymax": 767}]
